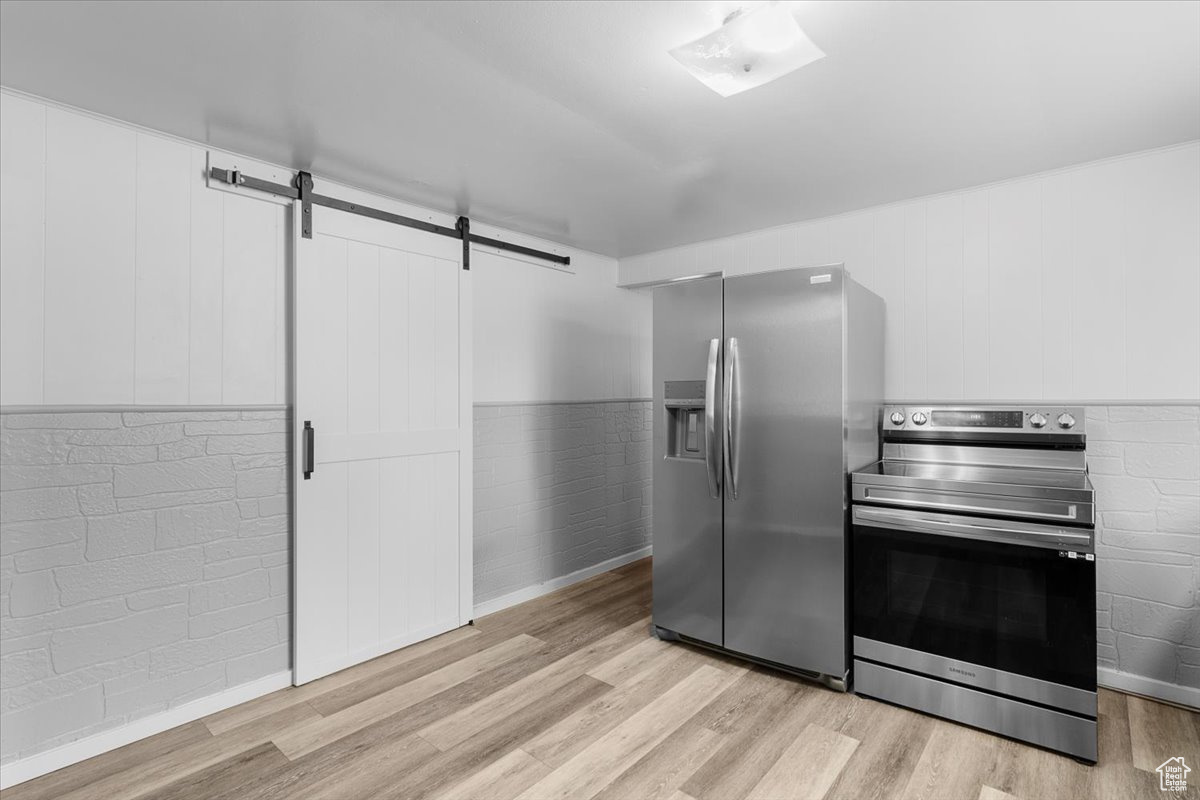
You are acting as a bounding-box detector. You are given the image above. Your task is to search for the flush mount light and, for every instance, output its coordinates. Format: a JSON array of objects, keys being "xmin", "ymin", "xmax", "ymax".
[{"xmin": 669, "ymin": 2, "xmax": 825, "ymax": 97}]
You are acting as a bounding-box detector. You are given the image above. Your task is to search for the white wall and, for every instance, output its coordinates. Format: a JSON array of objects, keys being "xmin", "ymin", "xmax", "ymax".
[
  {"xmin": 619, "ymin": 143, "xmax": 1200, "ymax": 403},
  {"xmin": 472, "ymin": 251, "xmax": 650, "ymax": 403}
]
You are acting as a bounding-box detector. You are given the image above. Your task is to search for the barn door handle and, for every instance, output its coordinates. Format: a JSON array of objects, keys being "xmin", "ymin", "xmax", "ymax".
[{"xmin": 303, "ymin": 421, "xmax": 315, "ymax": 480}]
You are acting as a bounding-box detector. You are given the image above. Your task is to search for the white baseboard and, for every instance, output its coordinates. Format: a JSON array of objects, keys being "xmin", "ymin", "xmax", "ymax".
[
  {"xmin": 473, "ymin": 546, "xmax": 652, "ymax": 619},
  {"xmin": 0, "ymin": 671, "xmax": 292, "ymax": 791},
  {"xmin": 1099, "ymin": 667, "xmax": 1200, "ymax": 710}
]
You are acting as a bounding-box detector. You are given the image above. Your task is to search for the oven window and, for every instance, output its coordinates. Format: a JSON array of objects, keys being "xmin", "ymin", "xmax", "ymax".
[
  {"xmin": 887, "ymin": 551, "xmax": 1048, "ymax": 641},
  {"xmin": 855, "ymin": 525, "xmax": 1095, "ymax": 690}
]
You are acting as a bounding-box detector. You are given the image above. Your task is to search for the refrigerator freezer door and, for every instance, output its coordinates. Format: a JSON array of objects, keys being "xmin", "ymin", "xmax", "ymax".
[
  {"xmin": 652, "ymin": 277, "xmax": 724, "ymax": 646},
  {"xmin": 723, "ymin": 267, "xmax": 847, "ymax": 677}
]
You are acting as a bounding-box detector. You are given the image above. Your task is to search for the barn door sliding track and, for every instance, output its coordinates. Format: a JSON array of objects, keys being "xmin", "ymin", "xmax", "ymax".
[{"xmin": 210, "ymin": 166, "xmax": 570, "ymax": 270}]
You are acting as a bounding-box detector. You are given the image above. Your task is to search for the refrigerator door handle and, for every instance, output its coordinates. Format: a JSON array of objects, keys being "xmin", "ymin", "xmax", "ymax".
[
  {"xmin": 724, "ymin": 336, "xmax": 739, "ymax": 500},
  {"xmin": 704, "ymin": 338, "xmax": 722, "ymax": 498}
]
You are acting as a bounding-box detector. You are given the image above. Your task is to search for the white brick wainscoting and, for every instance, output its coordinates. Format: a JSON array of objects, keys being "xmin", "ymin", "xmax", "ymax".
[
  {"xmin": 0, "ymin": 400, "xmax": 653, "ymax": 775},
  {"xmin": 0, "ymin": 408, "xmax": 290, "ymax": 768},
  {"xmin": 1088, "ymin": 405, "xmax": 1200, "ymax": 707},
  {"xmin": 472, "ymin": 401, "xmax": 653, "ymax": 610}
]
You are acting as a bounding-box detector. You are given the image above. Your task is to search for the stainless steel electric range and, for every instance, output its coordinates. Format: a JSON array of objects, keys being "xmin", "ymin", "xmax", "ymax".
[{"xmin": 850, "ymin": 405, "xmax": 1097, "ymax": 762}]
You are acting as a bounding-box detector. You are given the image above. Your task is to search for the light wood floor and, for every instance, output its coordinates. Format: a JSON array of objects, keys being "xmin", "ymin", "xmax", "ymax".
[{"xmin": 9, "ymin": 558, "xmax": 1199, "ymax": 800}]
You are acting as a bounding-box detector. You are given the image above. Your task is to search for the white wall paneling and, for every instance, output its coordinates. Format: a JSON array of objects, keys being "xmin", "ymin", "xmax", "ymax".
[
  {"xmin": 134, "ymin": 133, "xmax": 191, "ymax": 404},
  {"xmin": 471, "ymin": 246, "xmax": 651, "ymax": 404},
  {"xmin": 902, "ymin": 203, "xmax": 928, "ymax": 401},
  {"xmin": 188, "ymin": 147, "xmax": 225, "ymax": 404},
  {"xmin": 873, "ymin": 206, "xmax": 906, "ymax": 395},
  {"xmin": 961, "ymin": 190, "xmax": 991, "ymax": 400},
  {"xmin": 0, "ymin": 93, "xmax": 46, "ymax": 405},
  {"xmin": 44, "ymin": 106, "xmax": 137, "ymax": 404},
  {"xmin": 1124, "ymin": 146, "xmax": 1200, "ymax": 400},
  {"xmin": 619, "ymin": 142, "xmax": 1200, "ymax": 403},
  {"xmin": 2, "ymin": 89, "xmax": 650, "ymax": 410},
  {"xmin": 0, "ymin": 90, "xmax": 289, "ymax": 406},
  {"xmin": 1071, "ymin": 159, "xmax": 1128, "ymax": 401},
  {"xmin": 790, "ymin": 220, "xmax": 834, "ymax": 271},
  {"xmin": 828, "ymin": 212, "xmax": 875, "ymax": 292},
  {"xmin": 221, "ymin": 193, "xmax": 282, "ymax": 404},
  {"xmin": 987, "ymin": 180, "xmax": 1042, "ymax": 400},
  {"xmin": 924, "ymin": 194, "xmax": 964, "ymax": 399},
  {"xmin": 1040, "ymin": 172, "xmax": 1074, "ymax": 401}
]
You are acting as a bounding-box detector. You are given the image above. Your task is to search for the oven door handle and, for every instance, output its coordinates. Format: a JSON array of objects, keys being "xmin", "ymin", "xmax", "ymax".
[
  {"xmin": 857, "ymin": 486, "xmax": 1080, "ymax": 522},
  {"xmin": 853, "ymin": 506, "xmax": 1094, "ymax": 553}
]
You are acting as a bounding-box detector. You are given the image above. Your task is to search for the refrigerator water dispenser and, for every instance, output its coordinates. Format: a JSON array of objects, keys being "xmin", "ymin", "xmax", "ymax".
[{"xmin": 664, "ymin": 380, "xmax": 708, "ymax": 461}]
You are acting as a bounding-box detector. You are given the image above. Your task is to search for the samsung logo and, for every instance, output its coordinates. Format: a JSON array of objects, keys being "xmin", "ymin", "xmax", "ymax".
[{"xmin": 948, "ymin": 666, "xmax": 977, "ymax": 678}]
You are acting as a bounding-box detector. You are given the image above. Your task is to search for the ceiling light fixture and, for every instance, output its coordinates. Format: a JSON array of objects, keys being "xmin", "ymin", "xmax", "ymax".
[{"xmin": 669, "ymin": 2, "xmax": 825, "ymax": 97}]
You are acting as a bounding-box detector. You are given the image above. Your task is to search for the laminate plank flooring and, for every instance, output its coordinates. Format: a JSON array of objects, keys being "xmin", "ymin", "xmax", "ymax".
[
  {"xmin": 980, "ymin": 788, "xmax": 1021, "ymax": 800},
  {"xmin": 275, "ymin": 634, "xmax": 545, "ymax": 759},
  {"xmin": 746, "ymin": 723, "xmax": 859, "ymax": 800},
  {"xmin": 434, "ymin": 748, "xmax": 551, "ymax": 800},
  {"xmin": 8, "ymin": 557, "xmax": 1198, "ymax": 800},
  {"xmin": 1128, "ymin": 694, "xmax": 1200, "ymax": 773},
  {"xmin": 0, "ymin": 722, "xmax": 212, "ymax": 800}
]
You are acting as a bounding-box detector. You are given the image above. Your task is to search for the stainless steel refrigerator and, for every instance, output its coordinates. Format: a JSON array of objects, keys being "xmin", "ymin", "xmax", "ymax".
[{"xmin": 652, "ymin": 265, "xmax": 884, "ymax": 689}]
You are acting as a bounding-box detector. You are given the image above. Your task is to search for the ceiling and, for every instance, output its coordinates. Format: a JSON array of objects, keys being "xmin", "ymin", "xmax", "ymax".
[{"xmin": 1, "ymin": 1, "xmax": 1197, "ymax": 257}]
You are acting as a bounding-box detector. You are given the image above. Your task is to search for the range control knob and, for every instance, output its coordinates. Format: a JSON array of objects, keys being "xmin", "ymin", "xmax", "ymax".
[
  {"xmin": 889, "ymin": 411, "xmax": 906, "ymax": 426},
  {"xmin": 1030, "ymin": 413, "xmax": 1048, "ymax": 429},
  {"xmin": 911, "ymin": 411, "xmax": 928, "ymax": 426},
  {"xmin": 1057, "ymin": 412, "xmax": 1076, "ymax": 429}
]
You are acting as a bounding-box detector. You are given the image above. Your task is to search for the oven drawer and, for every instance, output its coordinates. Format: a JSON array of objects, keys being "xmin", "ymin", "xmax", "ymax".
[
  {"xmin": 852, "ymin": 483, "xmax": 1093, "ymax": 525},
  {"xmin": 854, "ymin": 660, "xmax": 1098, "ymax": 762},
  {"xmin": 854, "ymin": 636, "xmax": 1097, "ymax": 716}
]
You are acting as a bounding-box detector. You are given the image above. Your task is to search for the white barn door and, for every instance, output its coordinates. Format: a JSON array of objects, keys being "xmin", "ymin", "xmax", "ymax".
[{"xmin": 293, "ymin": 204, "xmax": 471, "ymax": 684}]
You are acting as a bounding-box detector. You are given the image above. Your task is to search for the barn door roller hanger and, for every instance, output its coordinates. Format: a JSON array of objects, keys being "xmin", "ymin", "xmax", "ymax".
[{"xmin": 210, "ymin": 166, "xmax": 570, "ymax": 271}]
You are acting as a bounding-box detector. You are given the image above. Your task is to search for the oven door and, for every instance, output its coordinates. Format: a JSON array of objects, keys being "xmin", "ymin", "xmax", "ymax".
[{"xmin": 852, "ymin": 505, "xmax": 1096, "ymax": 705}]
